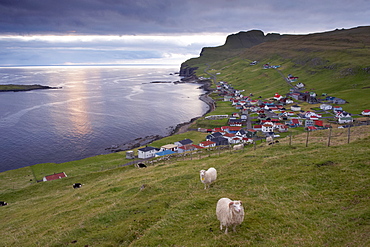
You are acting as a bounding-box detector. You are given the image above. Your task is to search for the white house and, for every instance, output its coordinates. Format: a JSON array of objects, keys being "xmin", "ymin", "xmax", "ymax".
[
  {"xmin": 338, "ymin": 117, "xmax": 353, "ymax": 124},
  {"xmin": 138, "ymin": 146, "xmax": 159, "ymax": 159},
  {"xmin": 320, "ymin": 104, "xmax": 332, "ymax": 111},
  {"xmin": 160, "ymin": 144, "xmax": 178, "ymax": 152},
  {"xmin": 305, "ymin": 111, "xmax": 322, "ymax": 119},
  {"xmin": 262, "ymin": 122, "xmax": 274, "ymax": 133},
  {"xmin": 199, "ymin": 141, "xmax": 216, "ymax": 148},
  {"xmin": 273, "ymin": 93, "xmax": 283, "ymax": 100},
  {"xmin": 291, "ymin": 105, "xmax": 301, "ymax": 111},
  {"xmin": 361, "ymin": 109, "xmax": 370, "ymax": 116}
]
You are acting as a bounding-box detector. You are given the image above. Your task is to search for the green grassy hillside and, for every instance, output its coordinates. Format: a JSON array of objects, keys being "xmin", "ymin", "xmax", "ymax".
[
  {"xmin": 182, "ymin": 26, "xmax": 370, "ymax": 112},
  {"xmin": 1, "ymin": 127, "xmax": 369, "ymax": 246}
]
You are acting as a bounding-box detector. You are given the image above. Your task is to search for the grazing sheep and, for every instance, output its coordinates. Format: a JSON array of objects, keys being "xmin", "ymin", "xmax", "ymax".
[
  {"xmin": 216, "ymin": 198, "xmax": 244, "ymax": 234},
  {"xmin": 233, "ymin": 143, "xmax": 244, "ymax": 150},
  {"xmin": 266, "ymin": 136, "xmax": 274, "ymax": 145},
  {"xmin": 199, "ymin": 167, "xmax": 217, "ymax": 189},
  {"xmin": 72, "ymin": 183, "xmax": 83, "ymax": 189},
  {"xmin": 0, "ymin": 201, "xmax": 8, "ymax": 206}
]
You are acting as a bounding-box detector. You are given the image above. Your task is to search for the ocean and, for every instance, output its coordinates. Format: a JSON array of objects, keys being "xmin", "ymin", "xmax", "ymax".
[{"xmin": 0, "ymin": 65, "xmax": 209, "ymax": 172}]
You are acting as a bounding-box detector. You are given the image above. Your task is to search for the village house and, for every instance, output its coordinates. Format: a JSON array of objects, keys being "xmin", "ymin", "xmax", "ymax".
[
  {"xmin": 338, "ymin": 117, "xmax": 353, "ymax": 124},
  {"xmin": 225, "ymin": 126, "xmax": 242, "ymax": 133},
  {"xmin": 333, "ymin": 106, "xmax": 343, "ymax": 112},
  {"xmin": 235, "ymin": 129, "xmax": 247, "ymax": 137},
  {"xmin": 174, "ymin": 139, "xmax": 193, "ymax": 147},
  {"xmin": 332, "ymin": 97, "xmax": 346, "ymax": 105},
  {"xmin": 305, "ymin": 119, "xmax": 314, "ymax": 127},
  {"xmin": 253, "ymin": 124, "xmax": 262, "ymax": 131},
  {"xmin": 43, "ymin": 172, "xmax": 67, "ymax": 182},
  {"xmin": 246, "ymin": 129, "xmax": 257, "ymax": 138},
  {"xmin": 304, "ymin": 111, "xmax": 322, "ymax": 119},
  {"xmin": 335, "ymin": 111, "xmax": 351, "ymax": 119},
  {"xmin": 206, "ymin": 132, "xmax": 223, "ymax": 141},
  {"xmin": 314, "ymin": 120, "xmax": 324, "ymax": 128},
  {"xmin": 177, "ymin": 144, "xmax": 203, "ymax": 153},
  {"xmin": 291, "ymin": 105, "xmax": 302, "ymax": 111},
  {"xmin": 138, "ymin": 146, "xmax": 160, "ymax": 159},
  {"xmin": 274, "ymin": 122, "xmax": 289, "ymax": 132},
  {"xmin": 273, "ymin": 93, "xmax": 283, "ymax": 101},
  {"xmin": 307, "ymin": 126, "xmax": 318, "ymax": 131},
  {"xmin": 209, "ymin": 136, "xmax": 229, "ymax": 146},
  {"xmin": 361, "ymin": 109, "xmax": 370, "ymax": 116},
  {"xmin": 199, "ymin": 140, "xmax": 216, "ymax": 148},
  {"xmin": 287, "ymin": 118, "xmax": 303, "ymax": 127},
  {"xmin": 320, "ymin": 104, "xmax": 332, "ymax": 111},
  {"xmin": 262, "ymin": 122, "xmax": 274, "ymax": 133},
  {"xmin": 228, "ymin": 118, "xmax": 243, "ymax": 126},
  {"xmin": 160, "ymin": 144, "xmax": 178, "ymax": 152}
]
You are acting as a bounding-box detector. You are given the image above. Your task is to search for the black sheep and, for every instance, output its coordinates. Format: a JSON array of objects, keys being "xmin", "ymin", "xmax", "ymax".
[{"xmin": 72, "ymin": 183, "xmax": 83, "ymax": 189}]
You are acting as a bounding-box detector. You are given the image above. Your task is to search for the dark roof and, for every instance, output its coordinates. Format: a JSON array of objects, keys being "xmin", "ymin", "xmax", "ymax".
[
  {"xmin": 177, "ymin": 139, "xmax": 193, "ymax": 145},
  {"xmin": 210, "ymin": 136, "xmax": 229, "ymax": 145},
  {"xmin": 138, "ymin": 146, "xmax": 159, "ymax": 152},
  {"xmin": 206, "ymin": 132, "xmax": 223, "ymax": 140}
]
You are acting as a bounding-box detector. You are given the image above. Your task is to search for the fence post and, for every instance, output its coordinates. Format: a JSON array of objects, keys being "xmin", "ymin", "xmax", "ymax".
[
  {"xmin": 347, "ymin": 126, "xmax": 351, "ymax": 144},
  {"xmin": 289, "ymin": 135, "xmax": 292, "ymax": 146},
  {"xmin": 327, "ymin": 128, "xmax": 332, "ymax": 147},
  {"xmin": 305, "ymin": 131, "xmax": 309, "ymax": 147}
]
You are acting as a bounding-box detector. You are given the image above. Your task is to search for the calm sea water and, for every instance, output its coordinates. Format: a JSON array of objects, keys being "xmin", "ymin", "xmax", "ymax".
[{"xmin": 0, "ymin": 66, "xmax": 208, "ymax": 172}]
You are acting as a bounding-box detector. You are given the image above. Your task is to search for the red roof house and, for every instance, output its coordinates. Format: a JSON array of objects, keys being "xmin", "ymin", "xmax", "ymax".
[{"xmin": 43, "ymin": 172, "xmax": 67, "ymax": 182}]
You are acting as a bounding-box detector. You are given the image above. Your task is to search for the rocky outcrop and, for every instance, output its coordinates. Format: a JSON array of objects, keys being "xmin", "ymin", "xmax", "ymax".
[{"xmin": 179, "ymin": 64, "xmax": 198, "ymax": 77}]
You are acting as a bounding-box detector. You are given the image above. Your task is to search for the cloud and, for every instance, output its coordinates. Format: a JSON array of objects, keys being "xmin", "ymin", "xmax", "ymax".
[
  {"xmin": 1, "ymin": 0, "xmax": 369, "ymax": 35},
  {"xmin": 0, "ymin": 34, "xmax": 227, "ymax": 66},
  {"xmin": 0, "ymin": 0, "xmax": 368, "ymax": 65}
]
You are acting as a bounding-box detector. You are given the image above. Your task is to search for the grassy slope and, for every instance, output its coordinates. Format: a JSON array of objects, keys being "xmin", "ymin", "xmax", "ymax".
[
  {"xmin": 0, "ymin": 127, "xmax": 369, "ymax": 246},
  {"xmin": 185, "ymin": 26, "xmax": 370, "ymax": 113}
]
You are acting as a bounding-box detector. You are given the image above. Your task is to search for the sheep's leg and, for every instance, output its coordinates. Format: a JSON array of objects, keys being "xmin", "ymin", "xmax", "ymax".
[
  {"xmin": 224, "ymin": 227, "xmax": 228, "ymax": 234},
  {"xmin": 233, "ymin": 225, "xmax": 237, "ymax": 232}
]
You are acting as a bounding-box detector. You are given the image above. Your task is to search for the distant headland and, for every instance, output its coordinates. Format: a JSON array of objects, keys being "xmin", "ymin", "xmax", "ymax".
[{"xmin": 0, "ymin": 84, "xmax": 61, "ymax": 92}]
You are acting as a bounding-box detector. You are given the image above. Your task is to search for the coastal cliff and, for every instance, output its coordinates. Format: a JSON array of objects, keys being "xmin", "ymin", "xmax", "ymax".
[{"xmin": 179, "ymin": 29, "xmax": 282, "ymax": 76}]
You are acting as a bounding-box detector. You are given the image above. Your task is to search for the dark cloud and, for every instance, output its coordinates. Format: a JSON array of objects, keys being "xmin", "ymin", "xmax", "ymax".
[{"xmin": 0, "ymin": 0, "xmax": 369, "ymax": 35}]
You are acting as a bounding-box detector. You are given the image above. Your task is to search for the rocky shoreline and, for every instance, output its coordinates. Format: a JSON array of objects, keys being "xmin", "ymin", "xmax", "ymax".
[{"xmin": 106, "ymin": 75, "xmax": 215, "ymax": 153}]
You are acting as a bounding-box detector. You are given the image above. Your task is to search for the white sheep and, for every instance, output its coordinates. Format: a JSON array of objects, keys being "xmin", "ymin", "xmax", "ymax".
[
  {"xmin": 233, "ymin": 143, "xmax": 244, "ymax": 150},
  {"xmin": 199, "ymin": 167, "xmax": 217, "ymax": 189},
  {"xmin": 216, "ymin": 198, "xmax": 244, "ymax": 234},
  {"xmin": 266, "ymin": 136, "xmax": 274, "ymax": 145}
]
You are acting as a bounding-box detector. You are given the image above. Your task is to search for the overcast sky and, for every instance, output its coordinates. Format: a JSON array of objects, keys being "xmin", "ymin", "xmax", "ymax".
[{"xmin": 0, "ymin": 0, "xmax": 369, "ymax": 66}]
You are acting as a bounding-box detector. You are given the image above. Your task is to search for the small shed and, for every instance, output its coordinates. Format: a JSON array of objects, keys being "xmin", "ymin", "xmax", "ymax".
[
  {"xmin": 126, "ymin": 151, "xmax": 135, "ymax": 159},
  {"xmin": 43, "ymin": 172, "xmax": 67, "ymax": 182}
]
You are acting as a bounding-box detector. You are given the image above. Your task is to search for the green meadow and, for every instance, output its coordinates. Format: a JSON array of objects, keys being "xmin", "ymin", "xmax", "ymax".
[{"xmin": 0, "ymin": 127, "xmax": 369, "ymax": 246}]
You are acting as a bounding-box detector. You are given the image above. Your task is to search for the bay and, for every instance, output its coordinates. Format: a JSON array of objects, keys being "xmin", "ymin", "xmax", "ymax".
[{"xmin": 0, "ymin": 65, "xmax": 209, "ymax": 172}]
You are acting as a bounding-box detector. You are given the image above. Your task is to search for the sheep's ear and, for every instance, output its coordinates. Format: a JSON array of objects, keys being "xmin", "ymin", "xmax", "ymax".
[
  {"xmin": 229, "ymin": 202, "xmax": 234, "ymax": 206},
  {"xmin": 239, "ymin": 201, "xmax": 242, "ymax": 205}
]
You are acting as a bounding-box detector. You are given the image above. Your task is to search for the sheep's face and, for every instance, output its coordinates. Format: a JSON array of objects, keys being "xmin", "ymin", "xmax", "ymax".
[
  {"xmin": 229, "ymin": 201, "xmax": 243, "ymax": 213},
  {"xmin": 200, "ymin": 170, "xmax": 206, "ymax": 179}
]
